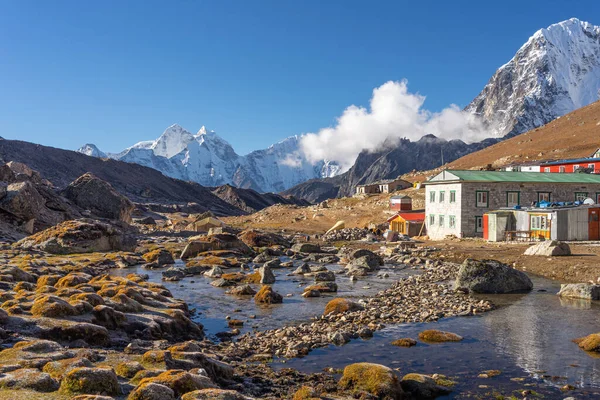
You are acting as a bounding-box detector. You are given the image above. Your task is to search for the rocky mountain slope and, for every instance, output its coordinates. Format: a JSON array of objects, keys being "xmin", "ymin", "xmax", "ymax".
[
  {"xmin": 466, "ymin": 18, "xmax": 600, "ymax": 138},
  {"xmin": 79, "ymin": 124, "xmax": 340, "ymax": 193},
  {"xmin": 0, "ymin": 138, "xmax": 245, "ymax": 216},
  {"xmin": 211, "ymin": 184, "xmax": 310, "ymax": 214},
  {"xmin": 445, "ymin": 99, "xmax": 600, "ymax": 171}
]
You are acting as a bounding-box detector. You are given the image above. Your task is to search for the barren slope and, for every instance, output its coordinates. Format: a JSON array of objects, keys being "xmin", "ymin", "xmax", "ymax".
[{"xmin": 447, "ymin": 100, "xmax": 600, "ymax": 170}]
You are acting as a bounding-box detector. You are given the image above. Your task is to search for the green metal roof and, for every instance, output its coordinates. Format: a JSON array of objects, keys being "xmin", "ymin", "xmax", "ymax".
[{"xmin": 427, "ymin": 170, "xmax": 600, "ymax": 184}]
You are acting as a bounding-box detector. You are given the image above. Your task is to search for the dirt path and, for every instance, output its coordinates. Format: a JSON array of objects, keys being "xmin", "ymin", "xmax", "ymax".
[{"xmin": 427, "ymin": 239, "xmax": 600, "ymax": 283}]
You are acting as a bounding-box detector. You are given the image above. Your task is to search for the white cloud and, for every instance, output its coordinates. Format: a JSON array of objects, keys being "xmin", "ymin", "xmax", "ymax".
[
  {"xmin": 280, "ymin": 151, "xmax": 303, "ymax": 168},
  {"xmin": 299, "ymin": 80, "xmax": 492, "ymax": 171}
]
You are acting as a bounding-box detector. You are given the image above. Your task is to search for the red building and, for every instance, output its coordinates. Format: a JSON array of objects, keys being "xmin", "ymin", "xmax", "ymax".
[{"xmin": 540, "ymin": 158, "xmax": 600, "ymax": 173}]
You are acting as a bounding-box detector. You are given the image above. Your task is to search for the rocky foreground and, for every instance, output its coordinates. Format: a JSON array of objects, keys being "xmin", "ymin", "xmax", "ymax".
[{"xmin": 0, "ymin": 211, "xmax": 505, "ymax": 400}]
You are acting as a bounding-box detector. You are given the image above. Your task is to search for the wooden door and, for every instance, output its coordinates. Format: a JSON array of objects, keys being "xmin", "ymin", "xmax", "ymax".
[{"xmin": 589, "ymin": 209, "xmax": 600, "ymax": 240}]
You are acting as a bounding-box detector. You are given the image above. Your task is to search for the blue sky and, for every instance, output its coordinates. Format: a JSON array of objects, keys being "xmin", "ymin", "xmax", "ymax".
[{"xmin": 1, "ymin": 0, "xmax": 598, "ymax": 155}]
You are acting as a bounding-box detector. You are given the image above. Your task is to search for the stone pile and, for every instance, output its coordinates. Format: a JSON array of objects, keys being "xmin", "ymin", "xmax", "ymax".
[
  {"xmin": 322, "ymin": 227, "xmax": 371, "ymax": 242},
  {"xmin": 224, "ymin": 260, "xmax": 493, "ymax": 359}
]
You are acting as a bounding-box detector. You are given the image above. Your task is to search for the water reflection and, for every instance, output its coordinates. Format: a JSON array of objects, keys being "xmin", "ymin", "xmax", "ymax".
[
  {"xmin": 111, "ymin": 260, "xmax": 417, "ymax": 336},
  {"xmin": 280, "ymin": 276, "xmax": 600, "ymax": 397}
]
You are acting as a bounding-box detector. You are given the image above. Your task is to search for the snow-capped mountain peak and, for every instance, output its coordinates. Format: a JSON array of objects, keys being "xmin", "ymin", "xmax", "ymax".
[
  {"xmin": 150, "ymin": 124, "xmax": 195, "ymax": 158},
  {"xmin": 466, "ymin": 18, "xmax": 600, "ymax": 137},
  {"xmin": 77, "ymin": 143, "xmax": 107, "ymax": 158},
  {"xmin": 79, "ymin": 124, "xmax": 340, "ymax": 193}
]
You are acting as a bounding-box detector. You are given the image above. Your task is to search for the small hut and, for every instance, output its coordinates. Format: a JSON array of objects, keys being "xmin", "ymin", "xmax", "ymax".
[
  {"xmin": 387, "ymin": 211, "xmax": 425, "ymax": 237},
  {"xmin": 390, "ymin": 195, "xmax": 412, "ymax": 211}
]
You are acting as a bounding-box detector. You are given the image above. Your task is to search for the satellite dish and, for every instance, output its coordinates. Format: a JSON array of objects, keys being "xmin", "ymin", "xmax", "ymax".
[{"xmin": 584, "ymin": 198, "xmax": 595, "ymax": 205}]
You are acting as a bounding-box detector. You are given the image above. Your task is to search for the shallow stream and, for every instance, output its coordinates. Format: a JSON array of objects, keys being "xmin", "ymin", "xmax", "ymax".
[{"xmin": 111, "ymin": 263, "xmax": 600, "ymax": 398}]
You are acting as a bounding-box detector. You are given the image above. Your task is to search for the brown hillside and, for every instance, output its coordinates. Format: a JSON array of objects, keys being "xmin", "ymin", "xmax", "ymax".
[{"xmin": 448, "ymin": 100, "xmax": 600, "ymax": 170}]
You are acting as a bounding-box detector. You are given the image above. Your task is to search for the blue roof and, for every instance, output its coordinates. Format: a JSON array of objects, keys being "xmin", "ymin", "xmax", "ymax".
[{"xmin": 540, "ymin": 157, "xmax": 600, "ymax": 166}]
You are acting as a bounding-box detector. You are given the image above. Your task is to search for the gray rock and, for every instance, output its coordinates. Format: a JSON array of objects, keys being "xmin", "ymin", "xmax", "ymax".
[
  {"xmin": 330, "ymin": 331, "xmax": 350, "ymax": 345},
  {"xmin": 291, "ymin": 243, "xmax": 321, "ymax": 253},
  {"xmin": 454, "ymin": 259, "xmax": 533, "ymax": 294},
  {"xmin": 259, "ymin": 265, "xmax": 276, "ymax": 284},
  {"xmin": 558, "ymin": 283, "xmax": 600, "ymax": 300},
  {"xmin": 204, "ymin": 266, "xmax": 224, "ymax": 278},
  {"xmin": 63, "ymin": 173, "xmax": 134, "ymax": 223},
  {"xmin": 210, "ymin": 278, "xmax": 237, "ymax": 288},
  {"xmin": 401, "ymin": 373, "xmax": 452, "ymax": 399},
  {"xmin": 227, "ymin": 284, "xmax": 256, "ymax": 296},
  {"xmin": 524, "ymin": 240, "xmax": 571, "ymax": 256},
  {"xmin": 264, "ymin": 258, "xmax": 281, "ymax": 269},
  {"xmin": 314, "ymin": 271, "xmax": 335, "ymax": 282},
  {"xmin": 292, "ymin": 263, "xmax": 311, "ymax": 275}
]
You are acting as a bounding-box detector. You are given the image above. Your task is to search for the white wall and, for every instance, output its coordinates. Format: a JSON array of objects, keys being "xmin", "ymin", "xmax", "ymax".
[{"xmin": 425, "ymin": 183, "xmax": 463, "ymax": 240}]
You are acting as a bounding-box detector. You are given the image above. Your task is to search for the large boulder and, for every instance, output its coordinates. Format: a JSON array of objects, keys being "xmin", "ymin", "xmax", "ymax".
[
  {"xmin": 0, "ymin": 180, "xmax": 46, "ymax": 220},
  {"xmin": 59, "ymin": 367, "xmax": 120, "ymax": 395},
  {"xmin": 138, "ymin": 370, "xmax": 217, "ymax": 397},
  {"xmin": 292, "ymin": 242, "xmax": 321, "ymax": 253},
  {"xmin": 454, "ymin": 259, "xmax": 533, "ymax": 294},
  {"xmin": 338, "ymin": 362, "xmax": 404, "ymax": 399},
  {"xmin": 181, "ymin": 234, "xmax": 252, "ymax": 259},
  {"xmin": 63, "ymin": 173, "xmax": 134, "ymax": 223},
  {"xmin": 524, "ymin": 240, "xmax": 571, "ymax": 256},
  {"xmin": 558, "ymin": 283, "xmax": 600, "ymax": 300},
  {"xmin": 15, "ymin": 218, "xmax": 136, "ymax": 254},
  {"xmin": 238, "ymin": 229, "xmax": 290, "ymax": 248}
]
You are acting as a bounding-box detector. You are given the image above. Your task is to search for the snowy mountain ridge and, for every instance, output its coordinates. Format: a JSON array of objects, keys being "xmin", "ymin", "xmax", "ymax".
[
  {"xmin": 466, "ymin": 17, "xmax": 600, "ymax": 137},
  {"xmin": 79, "ymin": 124, "xmax": 340, "ymax": 193}
]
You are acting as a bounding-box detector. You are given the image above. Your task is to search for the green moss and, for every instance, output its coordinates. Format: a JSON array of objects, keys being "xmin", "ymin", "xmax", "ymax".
[
  {"xmin": 0, "ymin": 389, "xmax": 69, "ymax": 400},
  {"xmin": 293, "ymin": 386, "xmax": 318, "ymax": 400},
  {"xmin": 324, "ymin": 298, "xmax": 361, "ymax": 315},
  {"xmin": 574, "ymin": 333, "xmax": 600, "ymax": 352},
  {"xmin": 391, "ymin": 338, "xmax": 417, "ymax": 347},
  {"xmin": 418, "ymin": 329, "xmax": 463, "ymax": 343},
  {"xmin": 338, "ymin": 362, "xmax": 403, "ymax": 398},
  {"xmin": 115, "ymin": 361, "xmax": 144, "ymax": 378}
]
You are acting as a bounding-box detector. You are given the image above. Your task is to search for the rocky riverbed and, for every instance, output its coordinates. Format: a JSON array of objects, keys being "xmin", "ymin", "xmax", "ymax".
[{"xmin": 1, "ymin": 218, "xmax": 600, "ymax": 399}]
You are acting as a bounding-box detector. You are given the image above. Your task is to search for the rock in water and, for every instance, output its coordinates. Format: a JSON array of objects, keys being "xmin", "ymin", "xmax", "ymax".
[
  {"xmin": 524, "ymin": 240, "xmax": 571, "ymax": 256},
  {"xmin": 558, "ymin": 283, "xmax": 600, "ymax": 300},
  {"xmin": 338, "ymin": 362, "xmax": 404, "ymax": 399},
  {"xmin": 254, "ymin": 285, "xmax": 283, "ymax": 304},
  {"xmin": 401, "ymin": 373, "xmax": 453, "ymax": 399},
  {"xmin": 454, "ymin": 259, "xmax": 533, "ymax": 294},
  {"xmin": 258, "ymin": 265, "xmax": 276, "ymax": 284},
  {"xmin": 63, "ymin": 173, "xmax": 134, "ymax": 223}
]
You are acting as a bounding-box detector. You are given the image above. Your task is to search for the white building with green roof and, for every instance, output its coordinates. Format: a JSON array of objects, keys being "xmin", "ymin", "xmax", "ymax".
[{"xmin": 424, "ymin": 170, "xmax": 600, "ymax": 240}]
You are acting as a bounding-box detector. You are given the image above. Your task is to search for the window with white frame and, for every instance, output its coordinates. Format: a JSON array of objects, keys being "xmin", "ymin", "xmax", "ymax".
[
  {"xmin": 439, "ymin": 191, "xmax": 445, "ymax": 203},
  {"xmin": 530, "ymin": 215, "xmax": 548, "ymax": 230},
  {"xmin": 449, "ymin": 215, "xmax": 456, "ymax": 228},
  {"xmin": 589, "ymin": 163, "xmax": 595, "ymax": 171},
  {"xmin": 476, "ymin": 191, "xmax": 488, "ymax": 208},
  {"xmin": 439, "ymin": 215, "xmax": 445, "ymax": 227},
  {"xmin": 429, "ymin": 214, "xmax": 435, "ymax": 226},
  {"xmin": 450, "ymin": 190, "xmax": 456, "ymax": 203},
  {"xmin": 544, "ymin": 167, "xmax": 550, "ymax": 172},
  {"xmin": 574, "ymin": 165, "xmax": 581, "ymax": 171},
  {"xmin": 429, "ymin": 191, "xmax": 435, "ymax": 203},
  {"xmin": 475, "ymin": 216, "xmax": 483, "ymax": 233},
  {"xmin": 559, "ymin": 166, "xmax": 566, "ymax": 173},
  {"xmin": 507, "ymin": 191, "xmax": 520, "ymax": 207},
  {"xmin": 538, "ymin": 192, "xmax": 551, "ymax": 202}
]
